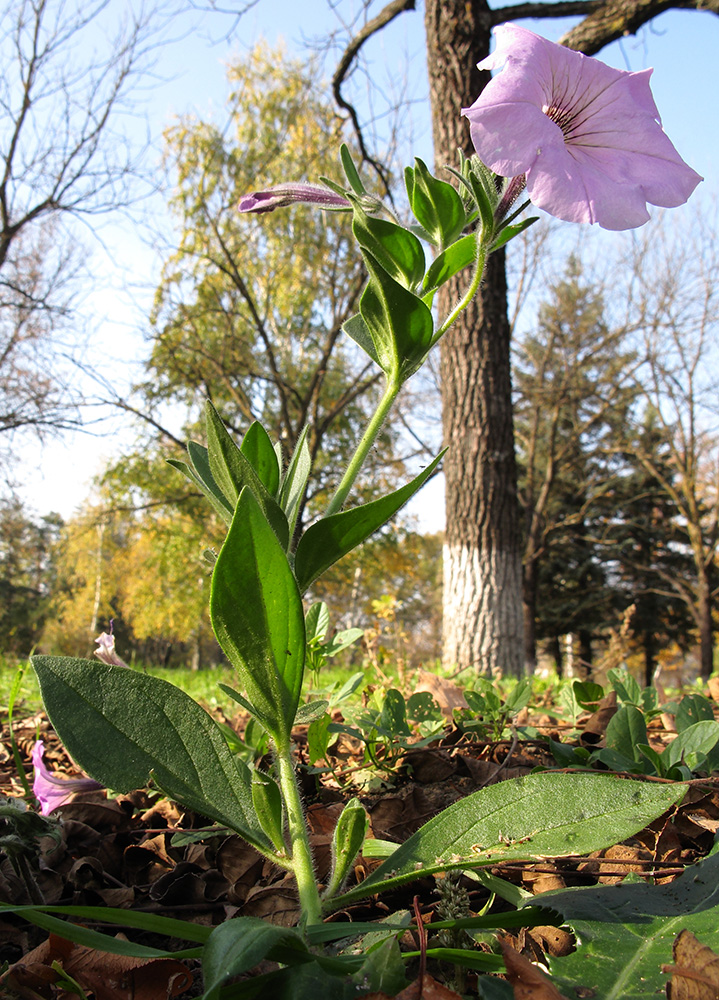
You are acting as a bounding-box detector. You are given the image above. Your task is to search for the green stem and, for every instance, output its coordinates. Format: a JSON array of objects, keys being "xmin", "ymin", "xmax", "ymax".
[
  {"xmin": 325, "ymin": 376, "xmax": 401, "ymax": 516},
  {"xmin": 276, "ymin": 745, "xmax": 322, "ymax": 926},
  {"xmin": 431, "ymin": 234, "xmax": 489, "ymax": 348}
]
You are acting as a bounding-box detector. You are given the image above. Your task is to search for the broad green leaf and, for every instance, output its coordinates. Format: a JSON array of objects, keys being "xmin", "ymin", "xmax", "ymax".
[
  {"xmin": 360, "ymin": 250, "xmax": 434, "ymax": 381},
  {"xmin": 31, "ymin": 657, "xmax": 268, "ymax": 852},
  {"xmin": 675, "ymin": 693, "xmax": 715, "ymax": 733},
  {"xmin": 294, "ymin": 699, "xmax": 329, "ymax": 725},
  {"xmin": 665, "ymin": 719, "xmax": 719, "ymax": 768},
  {"xmin": 202, "ymin": 918, "xmax": 310, "ymax": 1000},
  {"xmin": 539, "ymin": 852, "xmax": 719, "ymax": 999},
  {"xmin": 342, "ymin": 312, "xmax": 381, "ymax": 368},
  {"xmin": 352, "ymin": 202, "xmax": 426, "ymax": 290},
  {"xmin": 607, "ymin": 668, "xmax": 642, "ymax": 706},
  {"xmin": 294, "ymin": 450, "xmax": 444, "ymax": 593},
  {"xmin": 504, "ymin": 677, "xmax": 533, "ymax": 715},
  {"xmin": 330, "ymin": 773, "xmax": 685, "ymax": 907},
  {"xmin": 210, "ymin": 489, "xmax": 305, "ymax": 745},
  {"xmin": 572, "ymin": 680, "xmax": 605, "ymax": 711},
  {"xmin": 422, "ymin": 234, "xmax": 475, "ymax": 294},
  {"xmin": 405, "ymin": 157, "xmax": 466, "ymax": 249},
  {"xmin": 206, "ymin": 400, "xmax": 289, "ymax": 549},
  {"xmin": 380, "ymin": 689, "xmax": 410, "ymax": 737},
  {"xmin": 305, "ymin": 601, "xmax": 330, "ymax": 643},
  {"xmin": 307, "ymin": 712, "xmax": 332, "ymax": 764},
  {"xmin": 240, "ymin": 422, "xmax": 280, "ymax": 497},
  {"xmin": 605, "ymin": 705, "xmax": 648, "ymax": 764},
  {"xmin": 323, "ymin": 627, "xmax": 363, "ymax": 657},
  {"xmin": 279, "ymin": 424, "xmax": 311, "ymax": 541}
]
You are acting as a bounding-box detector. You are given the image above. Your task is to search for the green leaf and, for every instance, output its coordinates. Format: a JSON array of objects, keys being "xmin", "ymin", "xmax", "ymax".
[
  {"xmin": 210, "ymin": 489, "xmax": 305, "ymax": 745},
  {"xmin": 306, "ymin": 601, "xmax": 330, "ymax": 643},
  {"xmin": 241, "ymin": 422, "xmax": 280, "ymax": 497},
  {"xmin": 294, "ymin": 699, "xmax": 329, "ymax": 725},
  {"xmin": 294, "ymin": 450, "xmax": 444, "ymax": 593},
  {"xmin": 489, "ymin": 216, "xmax": 537, "ymax": 251},
  {"xmin": 1, "ymin": 908, "xmax": 203, "ymax": 960},
  {"xmin": 572, "ymin": 680, "xmax": 605, "ymax": 711},
  {"xmin": 360, "ymin": 250, "xmax": 434, "ymax": 381},
  {"xmin": 675, "ymin": 693, "xmax": 715, "ymax": 733},
  {"xmin": 607, "ymin": 668, "xmax": 642, "ymax": 706},
  {"xmin": 339, "ymin": 143, "xmax": 365, "ymax": 195},
  {"xmin": 351, "ymin": 202, "xmax": 425, "ymax": 290},
  {"xmin": 323, "ymin": 627, "xmax": 363, "ymax": 657},
  {"xmin": 31, "ymin": 657, "xmax": 268, "ymax": 852},
  {"xmin": 422, "ymin": 233, "xmax": 475, "ymax": 295},
  {"xmin": 307, "ymin": 712, "xmax": 332, "ymax": 764},
  {"xmin": 169, "ymin": 449, "xmax": 232, "ymax": 523},
  {"xmin": 405, "ymin": 157, "xmax": 466, "ymax": 248},
  {"xmin": 251, "ymin": 770, "xmax": 285, "ymax": 853},
  {"xmin": 351, "ymin": 937, "xmax": 408, "ymax": 996},
  {"xmin": 326, "ymin": 797, "xmax": 369, "ymax": 898},
  {"xmin": 331, "ymin": 773, "xmax": 685, "ymax": 906},
  {"xmin": 539, "ymin": 852, "xmax": 719, "ymax": 999},
  {"xmin": 380, "ymin": 689, "xmax": 411, "ymax": 737},
  {"xmin": 279, "ymin": 425, "xmax": 311, "ymax": 541},
  {"xmin": 664, "ymin": 719, "xmax": 719, "ymax": 768},
  {"xmin": 205, "ymin": 401, "xmax": 289, "ymax": 550},
  {"xmin": 605, "ymin": 706, "xmax": 648, "ymax": 765},
  {"xmin": 202, "ymin": 918, "xmax": 310, "ymax": 1000},
  {"xmin": 504, "ymin": 677, "xmax": 533, "ymax": 715},
  {"xmin": 342, "ymin": 312, "xmax": 381, "ymax": 368}
]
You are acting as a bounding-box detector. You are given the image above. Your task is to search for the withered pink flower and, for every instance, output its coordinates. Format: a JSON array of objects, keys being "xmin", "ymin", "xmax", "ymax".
[
  {"xmin": 94, "ymin": 630, "xmax": 129, "ymax": 667},
  {"xmin": 238, "ymin": 182, "xmax": 350, "ymax": 214},
  {"xmin": 463, "ymin": 24, "xmax": 702, "ymax": 230},
  {"xmin": 31, "ymin": 741, "xmax": 102, "ymax": 816}
]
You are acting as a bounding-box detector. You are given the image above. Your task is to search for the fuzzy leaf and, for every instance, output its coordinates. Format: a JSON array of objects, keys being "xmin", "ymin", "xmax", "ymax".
[
  {"xmin": 210, "ymin": 488, "xmax": 304, "ymax": 745},
  {"xmin": 294, "ymin": 450, "xmax": 444, "ymax": 593},
  {"xmin": 331, "ymin": 773, "xmax": 685, "ymax": 906},
  {"xmin": 31, "ymin": 657, "xmax": 267, "ymax": 851}
]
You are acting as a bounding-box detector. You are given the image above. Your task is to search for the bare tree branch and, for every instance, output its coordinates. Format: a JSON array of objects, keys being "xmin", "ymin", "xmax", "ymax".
[{"xmin": 332, "ymin": 0, "xmax": 416, "ymax": 197}]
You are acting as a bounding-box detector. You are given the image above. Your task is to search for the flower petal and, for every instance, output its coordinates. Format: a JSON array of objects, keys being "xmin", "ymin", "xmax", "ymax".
[{"xmin": 463, "ymin": 24, "xmax": 702, "ymax": 230}]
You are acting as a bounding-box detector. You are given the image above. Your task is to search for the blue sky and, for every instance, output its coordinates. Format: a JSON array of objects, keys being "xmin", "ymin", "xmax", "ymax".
[{"xmin": 16, "ymin": 0, "xmax": 718, "ymax": 524}]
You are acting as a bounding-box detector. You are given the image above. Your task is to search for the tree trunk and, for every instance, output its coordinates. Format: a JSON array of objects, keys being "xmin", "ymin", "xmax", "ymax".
[
  {"xmin": 696, "ymin": 572, "xmax": 714, "ymax": 679},
  {"xmin": 425, "ymin": 0, "xmax": 523, "ymax": 676},
  {"xmin": 523, "ymin": 555, "xmax": 539, "ymax": 673}
]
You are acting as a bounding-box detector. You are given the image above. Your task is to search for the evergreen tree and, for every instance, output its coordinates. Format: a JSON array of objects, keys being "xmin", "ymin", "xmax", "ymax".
[{"xmin": 514, "ymin": 259, "xmax": 636, "ymax": 673}]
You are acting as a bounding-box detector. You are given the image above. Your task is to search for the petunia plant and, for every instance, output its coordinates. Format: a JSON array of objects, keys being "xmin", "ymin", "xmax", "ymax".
[{"xmin": 26, "ymin": 25, "xmax": 700, "ymax": 993}]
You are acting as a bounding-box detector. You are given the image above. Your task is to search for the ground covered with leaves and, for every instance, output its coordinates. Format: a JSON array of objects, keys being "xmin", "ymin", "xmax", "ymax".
[{"xmin": 2, "ymin": 670, "xmax": 719, "ymax": 999}]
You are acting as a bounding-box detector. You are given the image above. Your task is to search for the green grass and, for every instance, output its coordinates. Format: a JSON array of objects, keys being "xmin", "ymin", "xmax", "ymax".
[{"xmin": 0, "ymin": 653, "xmax": 376, "ymax": 721}]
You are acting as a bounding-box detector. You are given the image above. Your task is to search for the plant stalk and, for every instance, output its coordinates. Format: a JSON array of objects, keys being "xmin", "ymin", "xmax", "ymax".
[
  {"xmin": 325, "ymin": 376, "xmax": 401, "ymax": 516},
  {"xmin": 276, "ymin": 745, "xmax": 322, "ymax": 926},
  {"xmin": 432, "ymin": 232, "xmax": 489, "ymax": 347}
]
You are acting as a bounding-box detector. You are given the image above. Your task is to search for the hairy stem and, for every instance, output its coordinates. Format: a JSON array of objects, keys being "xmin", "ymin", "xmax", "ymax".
[
  {"xmin": 325, "ymin": 376, "xmax": 401, "ymax": 516},
  {"xmin": 276, "ymin": 746, "xmax": 322, "ymax": 926}
]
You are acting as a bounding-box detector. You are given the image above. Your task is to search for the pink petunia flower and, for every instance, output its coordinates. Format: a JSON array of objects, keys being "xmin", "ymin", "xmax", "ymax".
[
  {"xmin": 462, "ymin": 24, "xmax": 702, "ymax": 231},
  {"xmin": 31, "ymin": 741, "xmax": 102, "ymax": 816},
  {"xmin": 238, "ymin": 182, "xmax": 350, "ymax": 214}
]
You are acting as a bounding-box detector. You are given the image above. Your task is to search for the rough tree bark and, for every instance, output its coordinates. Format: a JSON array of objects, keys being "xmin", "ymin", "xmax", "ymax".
[{"xmin": 424, "ymin": 0, "xmax": 524, "ymax": 676}]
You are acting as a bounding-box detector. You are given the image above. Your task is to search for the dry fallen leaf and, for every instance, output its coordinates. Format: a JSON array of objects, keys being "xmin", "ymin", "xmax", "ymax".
[
  {"xmin": 499, "ymin": 937, "xmax": 571, "ymax": 1000},
  {"xmin": 1, "ymin": 932, "xmax": 193, "ymax": 1000},
  {"xmin": 360, "ymin": 972, "xmax": 465, "ymax": 999},
  {"xmin": 663, "ymin": 929, "xmax": 719, "ymax": 999}
]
